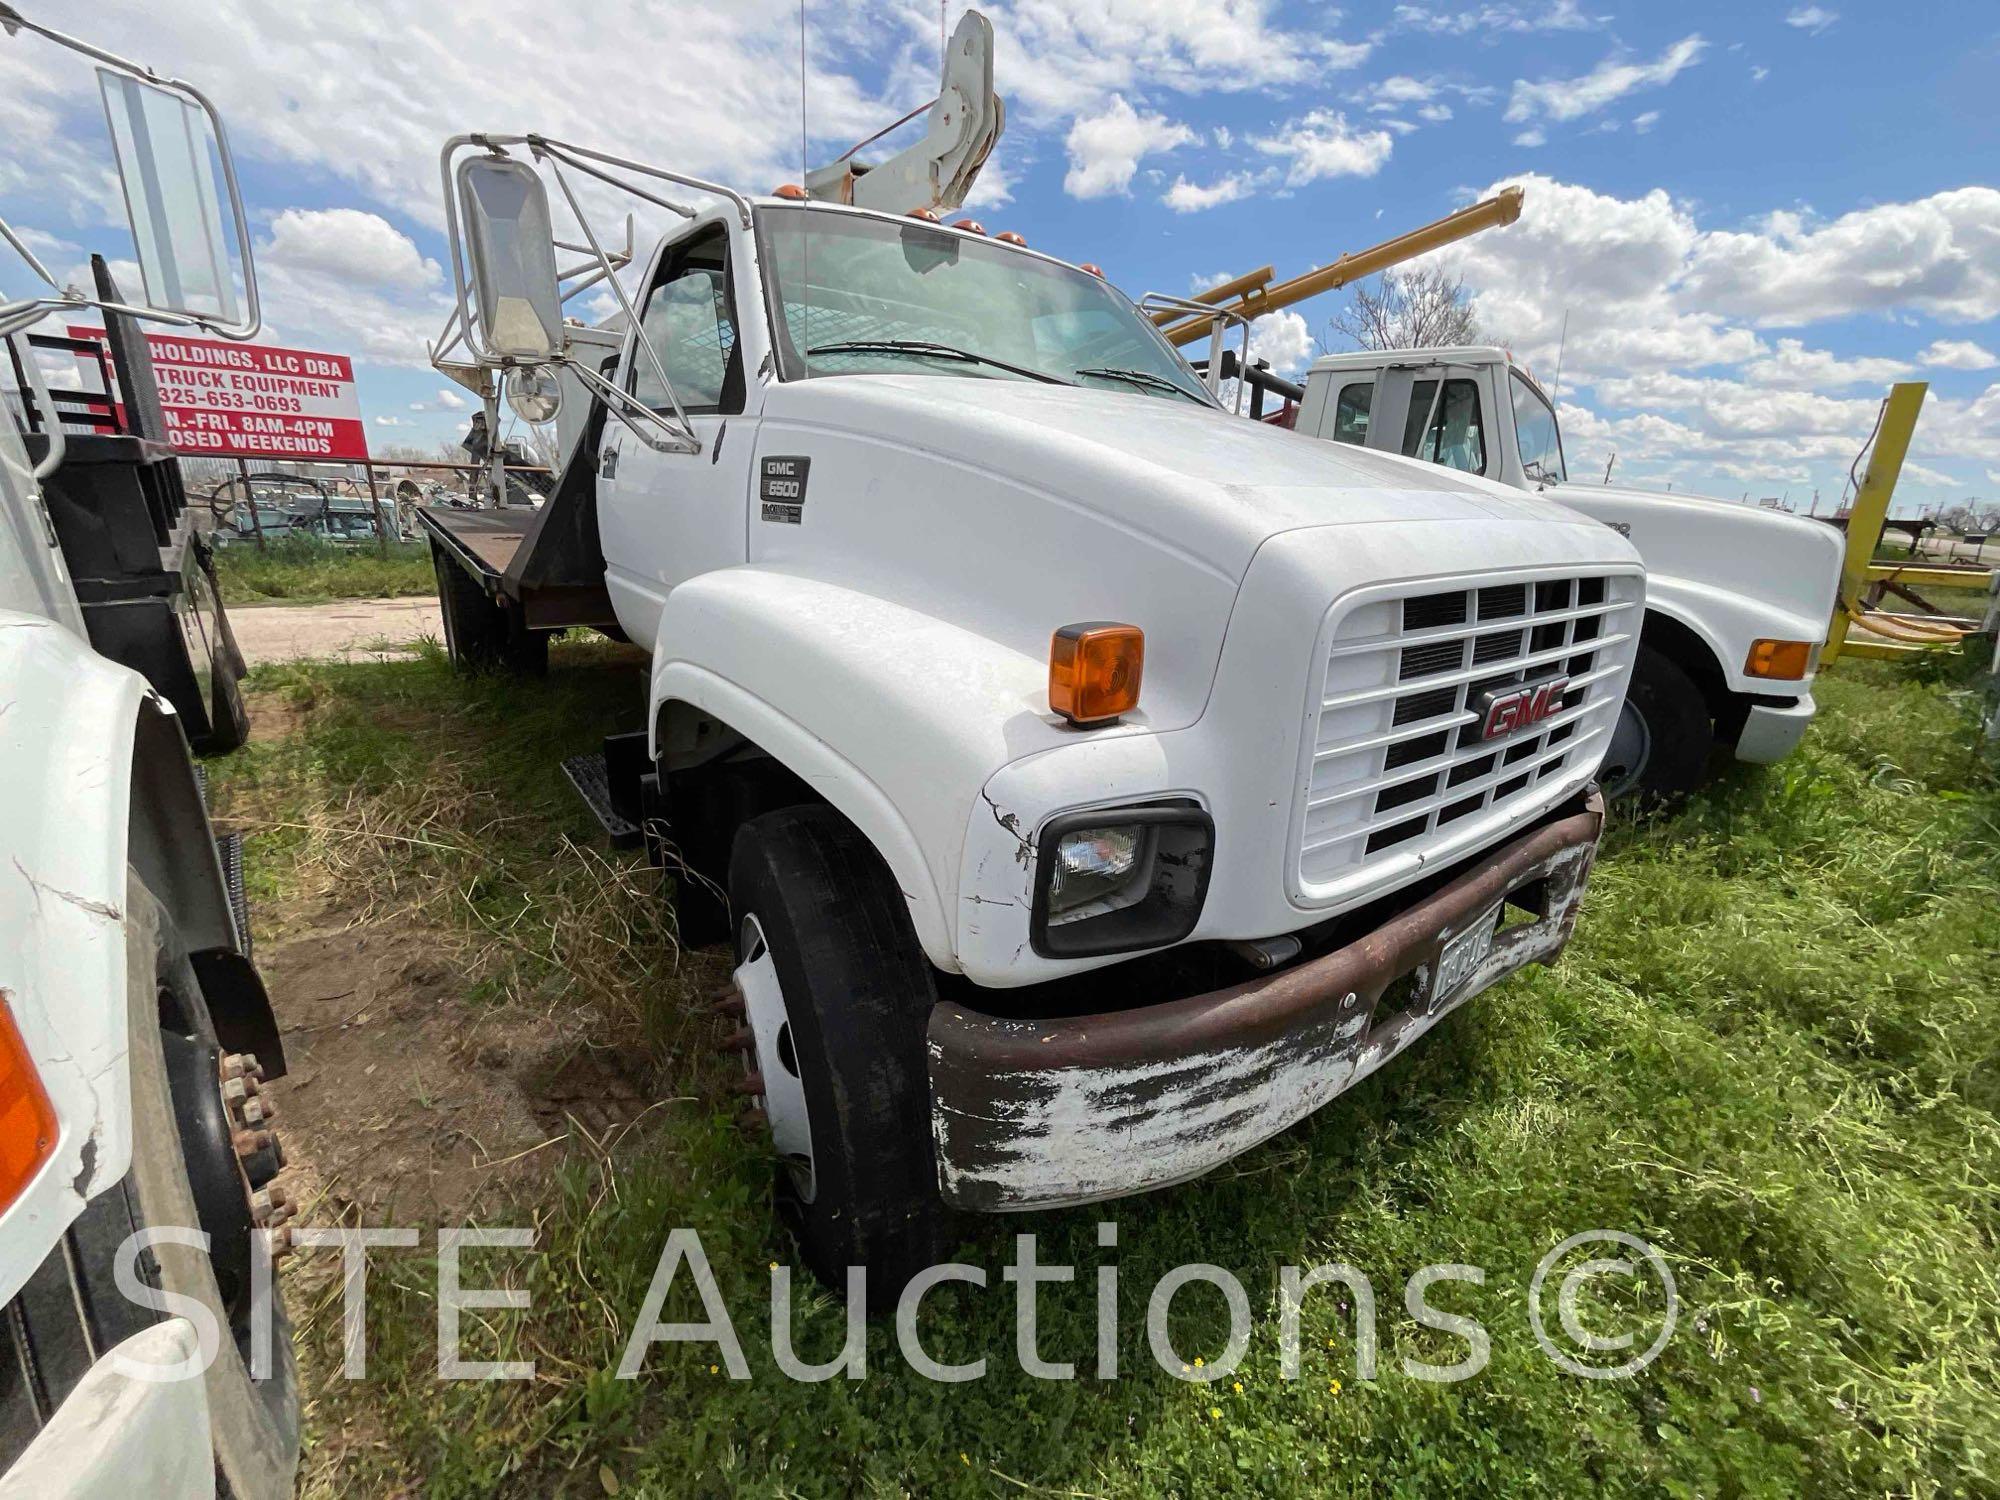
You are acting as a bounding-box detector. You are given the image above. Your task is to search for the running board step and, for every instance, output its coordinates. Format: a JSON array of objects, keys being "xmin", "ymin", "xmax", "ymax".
[{"xmin": 562, "ymin": 750, "xmax": 643, "ymax": 848}]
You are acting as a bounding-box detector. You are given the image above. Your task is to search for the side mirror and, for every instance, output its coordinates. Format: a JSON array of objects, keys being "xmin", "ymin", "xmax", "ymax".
[
  {"xmin": 456, "ymin": 155, "xmax": 562, "ymax": 360},
  {"xmin": 97, "ymin": 69, "xmax": 242, "ymax": 324}
]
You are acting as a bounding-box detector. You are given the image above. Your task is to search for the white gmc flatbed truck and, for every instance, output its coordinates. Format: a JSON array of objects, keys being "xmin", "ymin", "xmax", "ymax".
[
  {"xmin": 1296, "ymin": 347, "xmax": 1845, "ymax": 802},
  {"xmin": 0, "ymin": 8, "xmax": 298, "ymax": 1494},
  {"xmin": 417, "ymin": 13, "xmax": 1646, "ymax": 1300}
]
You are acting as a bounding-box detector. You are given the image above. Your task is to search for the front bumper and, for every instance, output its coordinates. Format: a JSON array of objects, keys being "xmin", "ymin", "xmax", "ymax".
[
  {"xmin": 1732, "ymin": 692, "xmax": 1815, "ymax": 765},
  {"xmin": 0, "ymin": 1321, "xmax": 213, "ymax": 1498},
  {"xmin": 928, "ymin": 789, "xmax": 1605, "ymax": 1211}
]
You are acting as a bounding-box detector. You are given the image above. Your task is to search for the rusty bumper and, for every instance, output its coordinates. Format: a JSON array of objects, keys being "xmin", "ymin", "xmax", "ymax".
[{"xmin": 927, "ymin": 789, "xmax": 1606, "ymax": 1212}]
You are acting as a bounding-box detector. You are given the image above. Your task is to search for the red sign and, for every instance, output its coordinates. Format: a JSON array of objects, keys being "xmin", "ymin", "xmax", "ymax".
[
  {"xmin": 1478, "ymin": 676, "xmax": 1569, "ymax": 741},
  {"xmin": 69, "ymin": 327, "xmax": 370, "ymax": 462}
]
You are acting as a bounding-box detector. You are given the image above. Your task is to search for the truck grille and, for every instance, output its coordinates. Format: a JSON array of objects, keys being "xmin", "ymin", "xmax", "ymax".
[{"xmin": 1294, "ymin": 568, "xmax": 1641, "ymax": 901}]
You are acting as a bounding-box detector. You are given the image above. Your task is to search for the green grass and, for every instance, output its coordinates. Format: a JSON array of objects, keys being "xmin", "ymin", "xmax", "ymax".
[
  {"xmin": 213, "ymin": 532, "xmax": 437, "ymax": 605},
  {"xmin": 213, "ymin": 646, "xmax": 2000, "ymax": 1497}
]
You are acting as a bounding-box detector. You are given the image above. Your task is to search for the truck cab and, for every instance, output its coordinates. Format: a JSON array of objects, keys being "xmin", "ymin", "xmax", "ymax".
[
  {"xmin": 1296, "ymin": 347, "xmax": 1845, "ymax": 801},
  {"xmin": 414, "ymin": 27, "xmax": 1645, "ymax": 1296}
]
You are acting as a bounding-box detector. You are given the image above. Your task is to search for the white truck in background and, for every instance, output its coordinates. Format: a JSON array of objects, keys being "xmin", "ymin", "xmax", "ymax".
[
  {"xmin": 0, "ymin": 9, "xmax": 297, "ymax": 1495},
  {"xmin": 1295, "ymin": 347, "xmax": 1845, "ymax": 801},
  {"xmin": 419, "ymin": 12, "xmax": 1644, "ymax": 1304}
]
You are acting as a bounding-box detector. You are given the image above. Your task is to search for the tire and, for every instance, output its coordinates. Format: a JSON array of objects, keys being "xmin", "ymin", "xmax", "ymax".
[
  {"xmin": 432, "ymin": 541, "xmax": 549, "ymax": 676},
  {"xmin": 1602, "ymin": 644, "xmax": 1713, "ymax": 806},
  {"xmin": 433, "ymin": 540, "xmax": 499, "ymax": 672},
  {"xmin": 104, "ymin": 873, "xmax": 301, "ymax": 1497},
  {"xmin": 207, "ymin": 657, "xmax": 250, "ymax": 754},
  {"xmin": 727, "ymin": 806, "xmax": 946, "ymax": 1311}
]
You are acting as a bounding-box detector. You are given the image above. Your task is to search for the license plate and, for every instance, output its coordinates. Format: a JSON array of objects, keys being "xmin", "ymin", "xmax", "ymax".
[{"xmin": 1429, "ymin": 905, "xmax": 1499, "ymax": 1008}]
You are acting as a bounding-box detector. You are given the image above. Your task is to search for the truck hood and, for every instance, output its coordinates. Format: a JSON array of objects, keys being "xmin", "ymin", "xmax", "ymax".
[
  {"xmin": 773, "ymin": 373, "xmax": 1589, "ymax": 580},
  {"xmin": 1551, "ymin": 480, "xmax": 1845, "ymax": 628}
]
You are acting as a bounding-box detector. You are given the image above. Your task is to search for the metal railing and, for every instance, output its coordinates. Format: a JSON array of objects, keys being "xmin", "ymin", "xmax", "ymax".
[{"xmin": 183, "ymin": 455, "xmax": 554, "ymax": 554}]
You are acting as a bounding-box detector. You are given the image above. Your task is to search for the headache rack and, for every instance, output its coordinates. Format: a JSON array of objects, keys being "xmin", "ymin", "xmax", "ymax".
[{"xmin": 1293, "ymin": 566, "xmax": 1643, "ymax": 905}]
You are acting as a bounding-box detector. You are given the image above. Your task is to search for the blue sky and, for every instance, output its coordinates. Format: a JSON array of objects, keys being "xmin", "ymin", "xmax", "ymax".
[{"xmin": 4, "ymin": 1, "xmax": 1996, "ymax": 514}]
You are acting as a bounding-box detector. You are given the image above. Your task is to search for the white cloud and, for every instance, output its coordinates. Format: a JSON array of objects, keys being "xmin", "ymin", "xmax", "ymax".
[
  {"xmin": 1248, "ymin": 309, "xmax": 1314, "ymax": 378},
  {"xmin": 1738, "ymin": 339, "xmax": 1913, "ymax": 390},
  {"xmin": 1393, "ymin": 2, "xmax": 1605, "ymax": 35},
  {"xmin": 1921, "ymin": 339, "xmax": 1998, "ymax": 371},
  {"xmin": 1632, "ymin": 111, "xmax": 1660, "ymax": 134},
  {"xmin": 979, "ymin": 0, "xmax": 1372, "ymax": 121},
  {"xmin": 1163, "ymin": 173, "xmax": 1257, "ymax": 213},
  {"xmin": 254, "ymin": 208, "xmax": 449, "ymax": 368},
  {"xmin": 1751, "ymin": 65, "xmax": 1770, "ymax": 82},
  {"xmin": 1784, "ymin": 6, "xmax": 1838, "ymax": 34},
  {"xmin": 1678, "ymin": 189, "xmax": 2000, "ymax": 326},
  {"xmin": 1411, "ymin": 174, "xmax": 2000, "ymax": 496},
  {"xmin": 263, "ymin": 209, "xmax": 439, "ymax": 292},
  {"xmin": 1418, "ymin": 103, "xmax": 1455, "ymax": 123},
  {"xmin": 1255, "ymin": 110, "xmax": 1394, "ymax": 186},
  {"xmin": 1063, "ymin": 95, "xmax": 1197, "ymax": 199},
  {"xmin": 435, "ymin": 387, "xmax": 469, "ymax": 410},
  {"xmin": 1505, "ymin": 35, "xmax": 1706, "ymax": 124},
  {"xmin": 1513, "ymin": 128, "xmax": 1547, "ymax": 148}
]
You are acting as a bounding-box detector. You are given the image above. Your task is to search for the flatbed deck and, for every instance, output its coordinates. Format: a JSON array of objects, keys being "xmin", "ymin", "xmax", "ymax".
[
  {"xmin": 416, "ymin": 504, "xmax": 534, "ymax": 585},
  {"xmin": 416, "ymin": 498, "xmax": 621, "ymax": 633}
]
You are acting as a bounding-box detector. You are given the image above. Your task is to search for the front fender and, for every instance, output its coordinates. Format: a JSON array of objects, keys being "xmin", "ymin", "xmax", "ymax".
[
  {"xmin": 1643, "ymin": 576, "xmax": 1824, "ymax": 697},
  {"xmin": 649, "ymin": 569, "xmax": 1109, "ymax": 972},
  {"xmin": 0, "ymin": 614, "xmax": 152, "ymax": 1304}
]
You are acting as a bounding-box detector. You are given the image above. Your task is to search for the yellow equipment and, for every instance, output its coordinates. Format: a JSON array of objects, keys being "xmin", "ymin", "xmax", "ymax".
[
  {"xmin": 1822, "ymin": 382, "xmax": 1993, "ymax": 664},
  {"xmin": 1154, "ymin": 188, "xmax": 1525, "ymax": 348}
]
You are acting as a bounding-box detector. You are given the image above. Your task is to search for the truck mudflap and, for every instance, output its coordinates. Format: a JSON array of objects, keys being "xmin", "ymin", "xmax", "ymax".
[{"xmin": 927, "ymin": 789, "xmax": 1605, "ymax": 1212}]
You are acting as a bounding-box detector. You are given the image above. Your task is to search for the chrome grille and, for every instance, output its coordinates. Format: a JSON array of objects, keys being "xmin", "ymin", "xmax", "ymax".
[{"xmin": 1293, "ymin": 568, "xmax": 1641, "ymax": 902}]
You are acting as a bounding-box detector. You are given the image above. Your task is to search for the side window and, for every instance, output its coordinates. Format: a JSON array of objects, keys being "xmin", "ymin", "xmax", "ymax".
[
  {"xmin": 630, "ymin": 229, "xmax": 740, "ymax": 414},
  {"xmin": 1400, "ymin": 378, "xmax": 1486, "ymax": 475},
  {"xmin": 1331, "ymin": 381, "xmax": 1373, "ymax": 445},
  {"xmin": 1510, "ymin": 371, "xmax": 1566, "ymax": 483}
]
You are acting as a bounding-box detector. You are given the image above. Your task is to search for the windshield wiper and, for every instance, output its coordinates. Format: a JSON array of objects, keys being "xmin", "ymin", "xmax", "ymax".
[
  {"xmin": 1073, "ymin": 366, "xmax": 1212, "ymax": 405},
  {"xmin": 806, "ymin": 339, "xmax": 1072, "ymax": 386}
]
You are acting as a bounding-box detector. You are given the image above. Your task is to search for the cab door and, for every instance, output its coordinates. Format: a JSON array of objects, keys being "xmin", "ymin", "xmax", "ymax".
[
  {"xmin": 595, "ymin": 220, "xmax": 757, "ymax": 650},
  {"xmin": 1371, "ymin": 363, "xmax": 1497, "ymax": 481}
]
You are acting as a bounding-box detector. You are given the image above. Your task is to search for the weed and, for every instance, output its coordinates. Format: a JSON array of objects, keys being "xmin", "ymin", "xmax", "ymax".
[
  {"xmin": 215, "ymin": 647, "xmax": 2000, "ymax": 1497},
  {"xmin": 214, "ymin": 533, "xmax": 437, "ymax": 605}
]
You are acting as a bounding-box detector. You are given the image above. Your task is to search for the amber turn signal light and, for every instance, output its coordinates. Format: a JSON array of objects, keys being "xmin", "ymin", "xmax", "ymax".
[
  {"xmin": 1744, "ymin": 638, "xmax": 1816, "ymax": 680},
  {"xmin": 1050, "ymin": 623, "xmax": 1144, "ymax": 726},
  {"xmin": 0, "ymin": 1001, "xmax": 57, "ymax": 1215}
]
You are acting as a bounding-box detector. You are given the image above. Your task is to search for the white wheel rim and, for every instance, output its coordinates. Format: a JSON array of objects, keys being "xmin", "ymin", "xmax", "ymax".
[
  {"xmin": 1602, "ymin": 699, "xmax": 1652, "ymax": 801},
  {"xmin": 736, "ymin": 914, "xmax": 817, "ymax": 1203}
]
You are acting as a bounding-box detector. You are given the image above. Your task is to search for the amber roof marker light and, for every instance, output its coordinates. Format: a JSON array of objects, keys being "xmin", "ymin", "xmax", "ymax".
[{"xmin": 1049, "ymin": 622, "xmax": 1144, "ymax": 726}]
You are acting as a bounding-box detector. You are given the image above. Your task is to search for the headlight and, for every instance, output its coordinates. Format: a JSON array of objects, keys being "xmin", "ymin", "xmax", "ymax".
[
  {"xmin": 1049, "ymin": 826, "xmax": 1147, "ymax": 916},
  {"xmin": 1031, "ymin": 802, "xmax": 1214, "ymax": 959}
]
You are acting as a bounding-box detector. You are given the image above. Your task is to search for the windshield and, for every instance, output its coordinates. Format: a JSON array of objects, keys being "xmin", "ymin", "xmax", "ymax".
[
  {"xmin": 1510, "ymin": 370, "xmax": 1567, "ymax": 484},
  {"xmin": 756, "ymin": 206, "xmax": 1216, "ymax": 406}
]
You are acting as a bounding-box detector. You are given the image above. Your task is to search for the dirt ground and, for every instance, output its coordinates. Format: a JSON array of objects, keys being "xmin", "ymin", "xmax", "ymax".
[{"xmin": 230, "ymin": 596, "xmax": 443, "ymax": 666}]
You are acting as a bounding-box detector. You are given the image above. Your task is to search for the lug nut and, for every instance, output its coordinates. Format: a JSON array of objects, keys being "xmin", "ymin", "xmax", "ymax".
[
  {"xmin": 718, "ymin": 1027, "xmax": 755, "ymax": 1055},
  {"xmin": 220, "ymin": 1054, "xmax": 248, "ymax": 1081},
  {"xmin": 242, "ymin": 1096, "xmax": 276, "ymax": 1126},
  {"xmin": 221, "ymin": 1076, "xmax": 251, "ymax": 1104},
  {"xmin": 232, "ymin": 1127, "xmax": 274, "ymax": 1160},
  {"xmin": 267, "ymin": 1224, "xmax": 295, "ymax": 1261},
  {"xmin": 731, "ymin": 1071, "xmax": 766, "ymax": 1098}
]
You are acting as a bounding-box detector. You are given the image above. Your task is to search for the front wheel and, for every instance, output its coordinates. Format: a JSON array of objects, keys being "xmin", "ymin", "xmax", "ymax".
[
  {"xmin": 725, "ymin": 806, "xmax": 946, "ymax": 1311},
  {"xmin": 115, "ymin": 875, "xmax": 300, "ymax": 1496},
  {"xmin": 1601, "ymin": 644, "xmax": 1713, "ymax": 806}
]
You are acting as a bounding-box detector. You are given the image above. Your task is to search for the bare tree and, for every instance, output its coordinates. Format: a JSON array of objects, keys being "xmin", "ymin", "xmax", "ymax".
[{"xmin": 1325, "ymin": 265, "xmax": 1481, "ymax": 352}]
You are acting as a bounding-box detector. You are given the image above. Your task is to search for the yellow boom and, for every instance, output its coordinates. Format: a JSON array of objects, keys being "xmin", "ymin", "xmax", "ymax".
[{"xmin": 1156, "ymin": 186, "xmax": 1525, "ymax": 347}]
